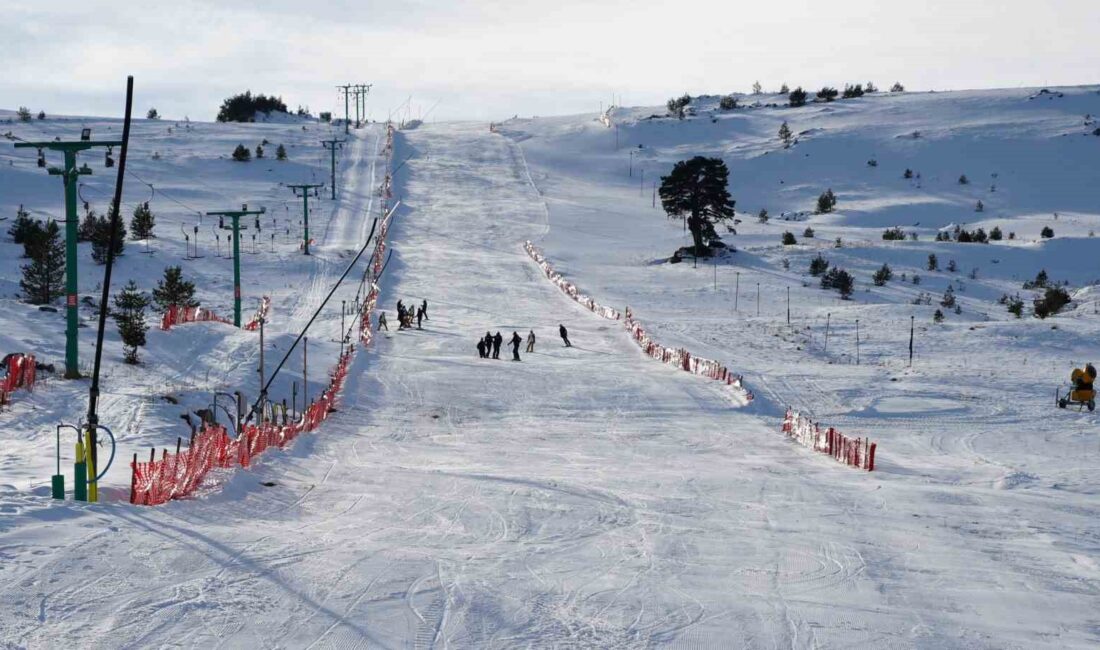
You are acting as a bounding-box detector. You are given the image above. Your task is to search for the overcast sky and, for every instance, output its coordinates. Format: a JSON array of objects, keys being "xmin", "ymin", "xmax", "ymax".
[{"xmin": 4, "ymin": 0, "xmax": 1098, "ymax": 122}]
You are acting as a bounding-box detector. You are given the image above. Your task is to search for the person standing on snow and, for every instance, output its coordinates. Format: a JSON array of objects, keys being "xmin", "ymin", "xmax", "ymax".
[
  {"xmin": 416, "ymin": 306, "xmax": 424, "ymax": 330},
  {"xmin": 477, "ymin": 338, "xmax": 487, "ymax": 358},
  {"xmin": 511, "ymin": 331, "xmax": 522, "ymax": 361},
  {"xmin": 378, "ymin": 311, "xmax": 388, "ymax": 331},
  {"xmin": 421, "ymin": 299, "xmax": 429, "ymax": 321},
  {"xmin": 483, "ymin": 331, "xmax": 493, "ymax": 356},
  {"xmin": 526, "ymin": 329, "xmax": 536, "ymax": 353},
  {"xmin": 559, "ymin": 324, "xmax": 571, "ymax": 347},
  {"xmin": 492, "ymin": 331, "xmax": 503, "ymax": 359}
]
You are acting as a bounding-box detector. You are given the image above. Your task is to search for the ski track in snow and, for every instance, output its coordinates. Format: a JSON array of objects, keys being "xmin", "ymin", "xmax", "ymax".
[{"xmin": 0, "ymin": 92, "xmax": 1099, "ymax": 647}]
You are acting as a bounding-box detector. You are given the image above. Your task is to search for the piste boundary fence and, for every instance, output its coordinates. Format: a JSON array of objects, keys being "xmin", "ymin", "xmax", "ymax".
[
  {"xmin": 244, "ymin": 296, "xmax": 271, "ymax": 331},
  {"xmin": 131, "ymin": 124, "xmax": 398, "ymax": 505},
  {"xmin": 523, "ymin": 241, "xmax": 881, "ymax": 472},
  {"xmin": 523, "ymin": 241, "xmax": 752, "ymax": 401},
  {"xmin": 782, "ymin": 409, "xmax": 876, "ymax": 471},
  {"xmin": 0, "ymin": 353, "xmax": 38, "ymax": 409},
  {"xmin": 160, "ymin": 305, "xmax": 231, "ymax": 331}
]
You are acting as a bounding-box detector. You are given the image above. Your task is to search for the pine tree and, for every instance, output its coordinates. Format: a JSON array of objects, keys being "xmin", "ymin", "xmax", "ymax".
[
  {"xmin": 146, "ymin": 108, "xmax": 160, "ymax": 119},
  {"xmin": 865, "ymin": 81, "xmax": 878, "ymax": 93},
  {"xmin": 1041, "ymin": 226, "xmax": 1054, "ymax": 238},
  {"xmin": 276, "ymin": 144, "xmax": 287, "ymax": 160},
  {"xmin": 752, "ymin": 81, "xmax": 762, "ymax": 95},
  {"xmin": 803, "ymin": 226, "xmax": 815, "ymax": 238},
  {"xmin": 933, "ymin": 309, "xmax": 944, "ymax": 323},
  {"xmin": 232, "ymin": 144, "xmax": 251, "ymax": 161},
  {"xmin": 778, "ymin": 121, "xmax": 792, "ymax": 148},
  {"xmin": 927, "ymin": 253, "xmax": 938, "ymax": 271},
  {"xmin": 255, "ymin": 144, "xmax": 265, "ymax": 159},
  {"xmin": 779, "ymin": 83, "xmax": 790, "ymax": 94},
  {"xmin": 659, "ymin": 156, "xmax": 737, "ymax": 257},
  {"xmin": 113, "ymin": 281, "xmax": 149, "ymax": 364},
  {"xmin": 872, "ymin": 263, "xmax": 892, "ymax": 286},
  {"xmin": 891, "ymin": 82, "xmax": 905, "ymax": 92},
  {"xmin": 941, "ymin": 286, "xmax": 956, "ymax": 308},
  {"xmin": 788, "ymin": 87, "xmax": 808, "ymax": 107},
  {"xmin": 90, "ymin": 206, "xmax": 125, "ymax": 264},
  {"xmin": 37, "ymin": 110, "xmax": 46, "ymax": 120},
  {"xmin": 20, "ymin": 220, "xmax": 65, "ymax": 305},
  {"xmin": 808, "ymin": 254, "xmax": 829, "ymax": 276},
  {"xmin": 990, "ymin": 226, "xmax": 1002, "ymax": 240},
  {"xmin": 152, "ymin": 266, "xmax": 198, "ymax": 313},
  {"xmin": 816, "ymin": 189, "xmax": 837, "ymax": 213},
  {"xmin": 7, "ymin": 205, "xmax": 35, "ymax": 244},
  {"xmin": 78, "ymin": 208, "xmax": 99, "ymax": 242},
  {"xmin": 17, "ymin": 106, "xmax": 32, "ymax": 121},
  {"xmin": 822, "ymin": 267, "xmax": 854, "ymax": 298},
  {"xmin": 757, "ymin": 208, "xmax": 769, "ymax": 223},
  {"xmin": 18, "ymin": 219, "xmax": 46, "ymax": 258},
  {"xmin": 130, "ymin": 202, "xmax": 156, "ymax": 240},
  {"xmin": 781, "ymin": 231, "xmax": 796, "ymax": 245}
]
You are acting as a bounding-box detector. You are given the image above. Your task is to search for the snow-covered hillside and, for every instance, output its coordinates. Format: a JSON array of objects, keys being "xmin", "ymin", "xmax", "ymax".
[{"xmin": 1, "ymin": 86, "xmax": 1099, "ymax": 647}]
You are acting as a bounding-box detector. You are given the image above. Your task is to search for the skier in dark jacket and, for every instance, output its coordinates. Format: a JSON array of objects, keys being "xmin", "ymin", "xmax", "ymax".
[
  {"xmin": 483, "ymin": 331, "xmax": 493, "ymax": 356},
  {"xmin": 526, "ymin": 329, "xmax": 536, "ymax": 353},
  {"xmin": 559, "ymin": 324, "xmax": 571, "ymax": 347},
  {"xmin": 492, "ymin": 332, "xmax": 503, "ymax": 359},
  {"xmin": 421, "ymin": 299, "xmax": 429, "ymax": 321},
  {"xmin": 378, "ymin": 311, "xmax": 388, "ymax": 331},
  {"xmin": 477, "ymin": 338, "xmax": 487, "ymax": 358},
  {"xmin": 416, "ymin": 306, "xmax": 424, "ymax": 329},
  {"xmin": 510, "ymin": 331, "xmax": 522, "ymax": 361}
]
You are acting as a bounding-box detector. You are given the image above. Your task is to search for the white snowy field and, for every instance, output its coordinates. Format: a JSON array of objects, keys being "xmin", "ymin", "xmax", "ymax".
[{"xmin": 0, "ymin": 86, "xmax": 1098, "ymax": 648}]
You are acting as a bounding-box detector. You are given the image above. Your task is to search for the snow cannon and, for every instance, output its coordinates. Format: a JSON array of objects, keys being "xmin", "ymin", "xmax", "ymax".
[{"xmin": 1058, "ymin": 363, "xmax": 1096, "ymax": 411}]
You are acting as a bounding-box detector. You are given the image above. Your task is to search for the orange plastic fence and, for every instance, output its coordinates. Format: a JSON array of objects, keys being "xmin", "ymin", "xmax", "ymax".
[{"xmin": 131, "ymin": 124, "xmax": 398, "ymax": 506}]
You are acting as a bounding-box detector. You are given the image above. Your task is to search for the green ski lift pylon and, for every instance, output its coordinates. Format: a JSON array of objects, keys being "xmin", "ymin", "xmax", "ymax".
[
  {"xmin": 287, "ymin": 183, "xmax": 323, "ymax": 255},
  {"xmin": 321, "ymin": 138, "xmax": 345, "ymax": 199},
  {"xmin": 15, "ymin": 135, "xmax": 123, "ymax": 379},
  {"xmin": 207, "ymin": 204, "xmax": 268, "ymax": 327}
]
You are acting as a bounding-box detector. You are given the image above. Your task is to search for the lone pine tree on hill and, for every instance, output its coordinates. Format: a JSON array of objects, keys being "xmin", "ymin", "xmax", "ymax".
[
  {"xmin": 659, "ymin": 156, "xmax": 736, "ymax": 258},
  {"xmin": 90, "ymin": 206, "xmax": 125, "ymax": 264},
  {"xmin": 778, "ymin": 121, "xmax": 792, "ymax": 148}
]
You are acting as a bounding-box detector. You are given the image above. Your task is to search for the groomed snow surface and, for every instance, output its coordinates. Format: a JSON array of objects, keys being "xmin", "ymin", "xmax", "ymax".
[{"xmin": 2, "ymin": 87, "xmax": 1100, "ymax": 648}]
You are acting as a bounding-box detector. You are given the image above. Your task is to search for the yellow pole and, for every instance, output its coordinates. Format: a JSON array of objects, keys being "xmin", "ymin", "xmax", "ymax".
[{"xmin": 85, "ymin": 430, "xmax": 98, "ymax": 502}]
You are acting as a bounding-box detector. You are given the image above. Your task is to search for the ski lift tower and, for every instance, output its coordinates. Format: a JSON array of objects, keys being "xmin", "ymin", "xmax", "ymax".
[
  {"xmin": 287, "ymin": 183, "xmax": 324, "ymax": 255},
  {"xmin": 15, "ymin": 129, "xmax": 123, "ymax": 378},
  {"xmin": 207, "ymin": 204, "xmax": 267, "ymax": 327}
]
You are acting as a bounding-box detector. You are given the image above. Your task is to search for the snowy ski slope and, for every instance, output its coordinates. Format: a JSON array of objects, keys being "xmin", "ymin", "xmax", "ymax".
[{"xmin": 1, "ymin": 85, "xmax": 1099, "ymax": 647}]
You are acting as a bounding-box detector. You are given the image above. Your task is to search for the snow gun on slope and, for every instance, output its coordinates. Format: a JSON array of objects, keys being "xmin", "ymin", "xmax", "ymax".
[{"xmin": 1057, "ymin": 363, "xmax": 1096, "ymax": 412}]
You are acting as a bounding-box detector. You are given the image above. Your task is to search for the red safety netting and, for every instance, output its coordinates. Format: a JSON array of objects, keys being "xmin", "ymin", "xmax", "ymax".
[
  {"xmin": 781, "ymin": 409, "xmax": 876, "ymax": 471},
  {"xmin": 160, "ymin": 305, "xmax": 231, "ymax": 331},
  {"xmin": 132, "ymin": 124, "xmax": 398, "ymax": 506},
  {"xmin": 0, "ymin": 353, "xmax": 37, "ymax": 407},
  {"xmin": 243, "ymin": 296, "xmax": 271, "ymax": 331},
  {"xmin": 522, "ymin": 240, "xmax": 753, "ymax": 401},
  {"xmin": 130, "ymin": 348, "xmax": 355, "ymax": 505},
  {"xmin": 623, "ymin": 307, "xmax": 754, "ymax": 401},
  {"xmin": 524, "ymin": 241, "xmax": 622, "ymax": 320}
]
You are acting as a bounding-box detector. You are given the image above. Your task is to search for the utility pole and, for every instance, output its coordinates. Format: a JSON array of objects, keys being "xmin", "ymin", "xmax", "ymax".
[
  {"xmin": 734, "ymin": 271, "xmax": 740, "ymax": 312},
  {"xmin": 321, "ymin": 138, "xmax": 345, "ymax": 200},
  {"xmin": 16, "ymin": 133, "xmax": 123, "ymax": 378},
  {"xmin": 336, "ymin": 84, "xmax": 352, "ymax": 135},
  {"xmin": 287, "ymin": 183, "xmax": 323, "ymax": 255},
  {"xmin": 207, "ymin": 204, "xmax": 267, "ymax": 327}
]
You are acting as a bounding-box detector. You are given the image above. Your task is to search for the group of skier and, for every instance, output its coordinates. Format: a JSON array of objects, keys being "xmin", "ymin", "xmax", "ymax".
[
  {"xmin": 476, "ymin": 324, "xmax": 571, "ymax": 361},
  {"xmin": 379, "ymin": 299, "xmax": 428, "ymax": 331}
]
